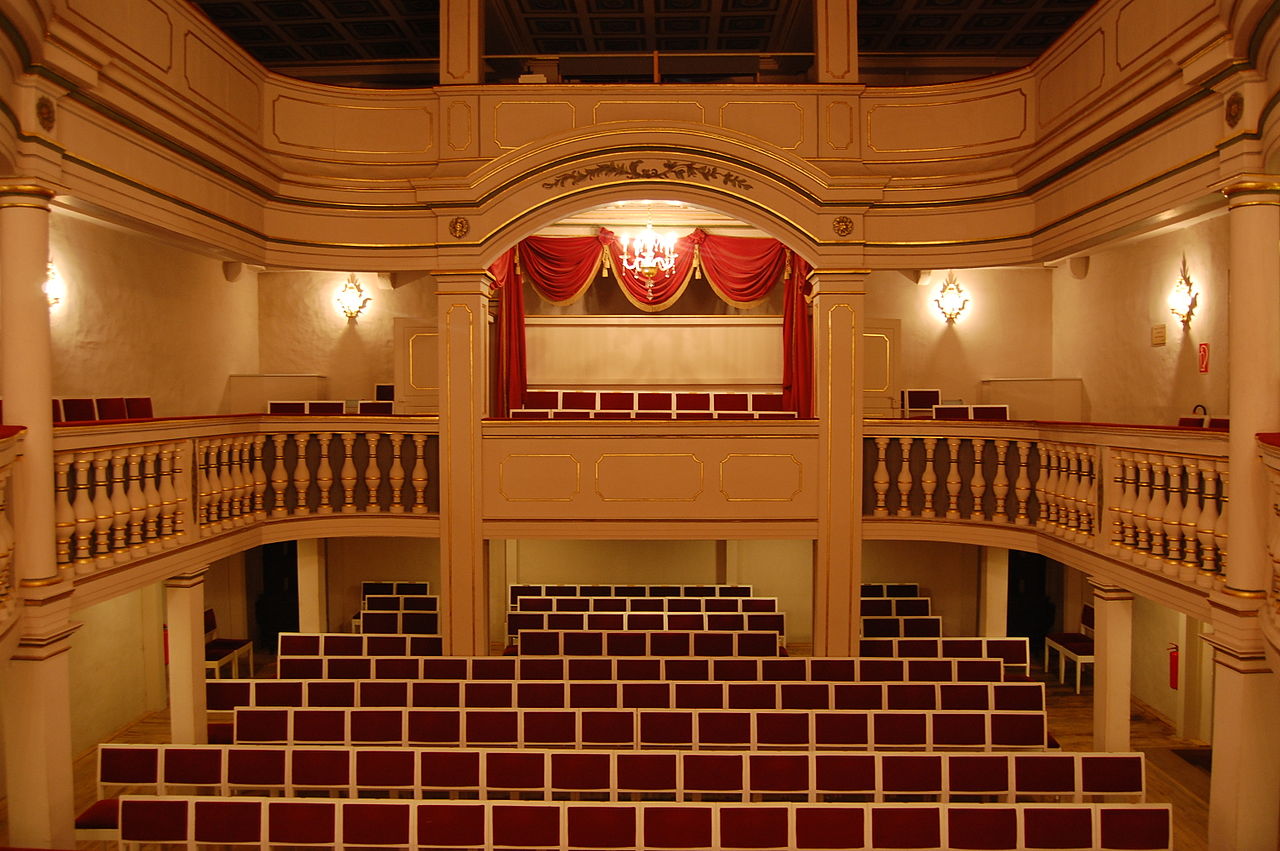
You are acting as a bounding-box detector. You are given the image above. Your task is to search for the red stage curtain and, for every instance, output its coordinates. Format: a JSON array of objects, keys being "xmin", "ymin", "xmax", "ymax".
[
  {"xmin": 782, "ymin": 253, "xmax": 813, "ymax": 417},
  {"xmin": 488, "ymin": 247, "xmax": 526, "ymax": 416},
  {"xmin": 695, "ymin": 229, "xmax": 791, "ymax": 308},
  {"xmin": 517, "ymin": 232, "xmax": 610, "ymax": 304}
]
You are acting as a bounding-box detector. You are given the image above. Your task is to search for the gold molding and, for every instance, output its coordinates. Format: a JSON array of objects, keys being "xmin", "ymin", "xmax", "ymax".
[
  {"xmin": 19, "ymin": 573, "xmax": 64, "ymax": 587},
  {"xmin": 498, "ymin": 453, "xmax": 581, "ymax": 502},
  {"xmin": 1221, "ymin": 181, "xmax": 1280, "ymax": 197},
  {"xmin": 719, "ymin": 453, "xmax": 804, "ymax": 502},
  {"xmin": 1222, "ymin": 585, "xmax": 1268, "ymax": 598},
  {"xmin": 595, "ymin": 453, "xmax": 704, "ymax": 502}
]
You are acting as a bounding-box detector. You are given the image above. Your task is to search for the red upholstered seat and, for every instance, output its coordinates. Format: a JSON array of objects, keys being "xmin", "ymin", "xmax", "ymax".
[
  {"xmin": 720, "ymin": 806, "xmax": 791, "ymax": 849},
  {"xmin": 125, "ymin": 396, "xmax": 155, "ymax": 417},
  {"xmin": 795, "ymin": 805, "xmax": 866, "ymax": 849},
  {"xmin": 757, "ymin": 711, "xmax": 812, "ymax": 747},
  {"xmin": 234, "ymin": 709, "xmax": 288, "ymax": 744},
  {"xmin": 617, "ymin": 752, "xmax": 679, "ymax": 794},
  {"xmin": 120, "ymin": 798, "xmax": 189, "ymax": 843},
  {"xmin": 643, "ymin": 805, "xmax": 714, "ymax": 849},
  {"xmin": 815, "ymin": 753, "xmax": 877, "ymax": 796},
  {"xmin": 568, "ymin": 804, "xmax": 639, "ymax": 849},
  {"xmin": 1015, "ymin": 754, "xmax": 1077, "ymax": 795},
  {"xmin": 343, "ymin": 801, "xmax": 411, "ymax": 846},
  {"xmin": 419, "ymin": 750, "xmax": 480, "ymax": 794},
  {"xmin": 871, "ymin": 805, "xmax": 942, "ymax": 849},
  {"xmin": 552, "ymin": 751, "xmax": 612, "ymax": 794},
  {"xmin": 417, "ymin": 802, "xmax": 486, "ymax": 848},
  {"xmin": 193, "ymin": 798, "xmax": 261, "ymax": 844},
  {"xmin": 162, "ymin": 748, "xmax": 222, "ymax": 789},
  {"xmin": 355, "ymin": 748, "xmax": 416, "ymax": 793},
  {"xmin": 749, "ymin": 752, "xmax": 810, "ymax": 793},
  {"xmin": 486, "ymin": 751, "xmax": 546, "ymax": 794},
  {"xmin": 291, "ymin": 748, "xmax": 350, "ymax": 793},
  {"xmin": 948, "ymin": 806, "xmax": 1019, "ymax": 849},
  {"xmin": 75, "ymin": 797, "xmax": 120, "ymax": 830},
  {"xmin": 581, "ymin": 709, "xmax": 636, "ymax": 746},
  {"xmin": 99, "ymin": 745, "xmax": 159, "ymax": 787},
  {"xmin": 61, "ymin": 397, "xmax": 96, "ymax": 421},
  {"xmin": 491, "ymin": 803, "xmax": 561, "ymax": 848},
  {"xmin": 1099, "ymin": 807, "xmax": 1171, "ymax": 849},
  {"xmin": 94, "ymin": 397, "xmax": 127, "ymax": 419},
  {"xmin": 695, "ymin": 710, "xmax": 752, "ymax": 746},
  {"xmin": 882, "ymin": 755, "xmax": 943, "ymax": 797},
  {"xmin": 624, "ymin": 681, "xmax": 671, "ymax": 708},
  {"xmin": 639, "ymin": 710, "xmax": 694, "ymax": 747},
  {"xmin": 1024, "ymin": 806, "xmax": 1094, "ymax": 849},
  {"xmin": 931, "ymin": 712, "xmax": 988, "ymax": 748},
  {"xmin": 1082, "ymin": 754, "xmax": 1145, "ymax": 796},
  {"xmin": 227, "ymin": 747, "xmax": 286, "ymax": 791},
  {"xmin": 409, "ymin": 709, "xmax": 461, "ymax": 746}
]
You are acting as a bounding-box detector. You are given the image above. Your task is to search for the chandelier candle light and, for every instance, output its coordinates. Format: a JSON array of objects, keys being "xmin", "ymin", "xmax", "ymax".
[
  {"xmin": 621, "ymin": 223, "xmax": 679, "ymax": 282},
  {"xmin": 1168, "ymin": 256, "xmax": 1197, "ymax": 325}
]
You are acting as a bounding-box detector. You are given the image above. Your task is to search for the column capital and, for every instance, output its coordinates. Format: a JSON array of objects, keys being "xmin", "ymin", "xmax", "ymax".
[
  {"xmin": 1087, "ymin": 578, "xmax": 1134, "ymax": 600},
  {"xmin": 163, "ymin": 567, "xmax": 208, "ymax": 590},
  {"xmin": 807, "ymin": 268, "xmax": 870, "ymax": 296},
  {"xmin": 434, "ymin": 269, "xmax": 494, "ymax": 297},
  {"xmin": 1221, "ymin": 180, "xmax": 1280, "ymax": 206},
  {"xmin": 0, "ymin": 185, "xmax": 55, "ymax": 208}
]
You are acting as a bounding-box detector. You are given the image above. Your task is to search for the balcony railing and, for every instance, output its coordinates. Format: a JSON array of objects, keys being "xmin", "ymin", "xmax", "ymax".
[
  {"xmin": 1257, "ymin": 435, "xmax": 1280, "ymax": 645},
  {"xmin": 51, "ymin": 417, "xmax": 440, "ymax": 580},
  {"xmin": 0, "ymin": 425, "xmax": 21, "ymax": 640},
  {"xmin": 863, "ymin": 421, "xmax": 1229, "ymax": 589}
]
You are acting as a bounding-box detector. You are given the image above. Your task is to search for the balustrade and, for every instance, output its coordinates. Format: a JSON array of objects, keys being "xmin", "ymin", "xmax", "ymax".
[
  {"xmin": 46, "ymin": 418, "xmax": 440, "ymax": 579},
  {"xmin": 864, "ymin": 425, "xmax": 1227, "ymax": 585},
  {"xmin": 0, "ymin": 428, "xmax": 18, "ymax": 640}
]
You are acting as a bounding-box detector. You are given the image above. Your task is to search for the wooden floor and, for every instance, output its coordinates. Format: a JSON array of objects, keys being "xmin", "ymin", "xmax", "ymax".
[{"xmin": 0, "ymin": 658, "xmax": 1213, "ymax": 851}]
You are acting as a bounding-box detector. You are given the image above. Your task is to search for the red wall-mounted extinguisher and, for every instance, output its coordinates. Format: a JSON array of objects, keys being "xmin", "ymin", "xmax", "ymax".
[{"xmin": 1168, "ymin": 643, "xmax": 1179, "ymax": 690}]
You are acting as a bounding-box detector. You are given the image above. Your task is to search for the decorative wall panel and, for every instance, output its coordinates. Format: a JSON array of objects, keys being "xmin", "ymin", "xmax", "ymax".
[
  {"xmin": 272, "ymin": 96, "xmax": 432, "ymax": 153},
  {"xmin": 482, "ymin": 433, "xmax": 819, "ymax": 520},
  {"xmin": 866, "ymin": 90, "xmax": 1027, "ymax": 153},
  {"xmin": 69, "ymin": 0, "xmax": 173, "ymax": 71},
  {"xmin": 719, "ymin": 102, "xmax": 804, "ymax": 150},
  {"xmin": 494, "ymin": 102, "xmax": 576, "ymax": 149},
  {"xmin": 594, "ymin": 100, "xmax": 705, "ymax": 125},
  {"xmin": 185, "ymin": 34, "xmax": 260, "ymax": 131},
  {"xmin": 1038, "ymin": 31, "xmax": 1105, "ymax": 127},
  {"xmin": 825, "ymin": 100, "xmax": 856, "ymax": 151}
]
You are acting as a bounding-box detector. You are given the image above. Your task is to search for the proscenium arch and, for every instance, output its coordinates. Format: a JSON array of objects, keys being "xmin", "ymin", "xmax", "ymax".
[{"xmin": 470, "ymin": 184, "xmax": 830, "ymax": 270}]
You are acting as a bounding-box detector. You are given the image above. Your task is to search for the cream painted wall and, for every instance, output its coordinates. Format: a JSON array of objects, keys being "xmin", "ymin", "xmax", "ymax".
[
  {"xmin": 863, "ymin": 540, "xmax": 981, "ymax": 636},
  {"xmin": 864, "ymin": 268, "xmax": 1054, "ymax": 412},
  {"xmin": 325, "ymin": 537, "xmax": 441, "ymax": 631},
  {"xmin": 1130, "ymin": 595, "xmax": 1184, "ymax": 725},
  {"xmin": 44, "ymin": 213, "xmax": 260, "ymax": 416},
  {"xmin": 730, "ymin": 539, "xmax": 814, "ymax": 646},
  {"xmin": 69, "ymin": 584, "xmax": 166, "ymax": 755},
  {"xmin": 258, "ymin": 271, "xmax": 437, "ymax": 403},
  {"xmin": 1051, "ymin": 214, "xmax": 1229, "ymax": 424}
]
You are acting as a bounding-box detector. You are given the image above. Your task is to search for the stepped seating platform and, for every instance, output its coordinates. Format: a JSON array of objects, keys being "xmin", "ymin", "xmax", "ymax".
[
  {"xmin": 114, "ymin": 796, "xmax": 1171, "ymax": 850},
  {"xmin": 271, "ymin": 654, "xmax": 1007, "ymax": 683},
  {"xmin": 96, "ymin": 742, "xmax": 1146, "ymax": 802},
  {"xmin": 859, "ymin": 637, "xmax": 1030, "ymax": 673},
  {"xmin": 231, "ymin": 706, "xmax": 1051, "ymax": 750},
  {"xmin": 512, "ymin": 594, "xmax": 779, "ymax": 612},
  {"xmin": 506, "ymin": 611, "xmax": 786, "ymax": 636},
  {"xmin": 510, "ymin": 583, "xmax": 755, "ymax": 602},
  {"xmin": 207, "ymin": 678, "xmax": 1045, "ymax": 712},
  {"xmin": 514, "ymin": 628, "xmax": 782, "ymax": 656}
]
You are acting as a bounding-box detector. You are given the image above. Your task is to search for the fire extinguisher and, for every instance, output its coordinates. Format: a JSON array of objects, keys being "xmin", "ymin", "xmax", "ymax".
[{"xmin": 1168, "ymin": 643, "xmax": 1179, "ymax": 690}]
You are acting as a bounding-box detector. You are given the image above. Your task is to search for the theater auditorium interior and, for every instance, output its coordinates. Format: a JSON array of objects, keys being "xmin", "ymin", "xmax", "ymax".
[{"xmin": 0, "ymin": 0, "xmax": 1279, "ymax": 848}]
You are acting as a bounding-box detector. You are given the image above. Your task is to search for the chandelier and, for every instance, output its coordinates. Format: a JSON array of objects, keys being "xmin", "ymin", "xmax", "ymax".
[
  {"xmin": 620, "ymin": 223, "xmax": 678, "ymax": 280},
  {"xmin": 934, "ymin": 270, "xmax": 969, "ymax": 323}
]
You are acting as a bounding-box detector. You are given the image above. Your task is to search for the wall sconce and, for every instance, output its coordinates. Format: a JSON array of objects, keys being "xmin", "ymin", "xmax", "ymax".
[
  {"xmin": 934, "ymin": 270, "xmax": 969, "ymax": 323},
  {"xmin": 1168, "ymin": 256, "xmax": 1197, "ymax": 325},
  {"xmin": 336, "ymin": 273, "xmax": 371, "ymax": 319},
  {"xmin": 44, "ymin": 261, "xmax": 65, "ymax": 307}
]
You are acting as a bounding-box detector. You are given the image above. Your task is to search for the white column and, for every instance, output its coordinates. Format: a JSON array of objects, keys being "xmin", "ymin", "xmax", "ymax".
[
  {"xmin": 165, "ymin": 569, "xmax": 209, "ymax": 744},
  {"xmin": 810, "ymin": 270, "xmax": 866, "ymax": 656},
  {"xmin": 814, "ymin": 0, "xmax": 858, "ymax": 83},
  {"xmin": 0, "ymin": 185, "xmax": 58, "ymax": 586},
  {"xmin": 1206, "ymin": 642, "xmax": 1280, "ymax": 851},
  {"xmin": 1222, "ymin": 182, "xmax": 1280, "ymax": 596},
  {"xmin": 296, "ymin": 538, "xmax": 327, "ymax": 632},
  {"xmin": 1090, "ymin": 581, "xmax": 1133, "ymax": 752},
  {"xmin": 978, "ymin": 546, "xmax": 1008, "ymax": 636},
  {"xmin": 436, "ymin": 271, "xmax": 490, "ymax": 655},
  {"xmin": 439, "ymin": 0, "xmax": 483, "ymax": 85}
]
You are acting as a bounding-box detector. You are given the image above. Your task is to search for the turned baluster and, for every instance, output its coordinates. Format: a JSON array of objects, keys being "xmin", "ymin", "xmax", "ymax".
[
  {"xmin": 364, "ymin": 433, "xmax": 383, "ymax": 513},
  {"xmin": 1146, "ymin": 456, "xmax": 1168, "ymax": 559},
  {"xmin": 388, "ymin": 433, "xmax": 407, "ymax": 514},
  {"xmin": 227, "ymin": 437, "xmax": 246, "ymax": 523},
  {"xmin": 1215, "ymin": 468, "xmax": 1230, "ymax": 575},
  {"xmin": 896, "ymin": 437, "xmax": 915, "ymax": 518},
  {"xmin": 158, "ymin": 444, "xmax": 179, "ymax": 542},
  {"xmin": 54, "ymin": 455, "xmax": 74, "ymax": 566},
  {"xmin": 339, "ymin": 433, "xmax": 359, "ymax": 513},
  {"xmin": 71, "ymin": 453, "xmax": 96, "ymax": 572},
  {"xmin": 171, "ymin": 441, "xmax": 190, "ymax": 538},
  {"xmin": 294, "ymin": 433, "xmax": 313, "ymax": 516},
  {"xmin": 109, "ymin": 448, "xmax": 132, "ymax": 562},
  {"xmin": 1013, "ymin": 441, "xmax": 1032, "ymax": 525},
  {"xmin": 1130, "ymin": 454, "xmax": 1152, "ymax": 559},
  {"xmin": 239, "ymin": 436, "xmax": 255, "ymax": 521},
  {"xmin": 872, "ymin": 437, "xmax": 890, "ymax": 517},
  {"xmin": 969, "ymin": 439, "xmax": 987, "ymax": 520},
  {"xmin": 1058, "ymin": 446, "xmax": 1078, "ymax": 530},
  {"xmin": 921, "ymin": 438, "xmax": 939, "ymax": 519},
  {"xmin": 315, "ymin": 433, "xmax": 335, "ymax": 514},
  {"xmin": 992, "ymin": 440, "xmax": 1010, "ymax": 523},
  {"xmin": 1034, "ymin": 443, "xmax": 1050, "ymax": 530},
  {"xmin": 205, "ymin": 440, "xmax": 223, "ymax": 526},
  {"xmin": 1075, "ymin": 449, "xmax": 1095, "ymax": 537},
  {"xmin": 1161, "ymin": 456, "xmax": 1185, "ymax": 568},
  {"xmin": 1197, "ymin": 460, "xmax": 1220, "ymax": 574},
  {"xmin": 1180, "ymin": 462, "xmax": 1202, "ymax": 572},
  {"xmin": 945, "ymin": 437, "xmax": 962, "ymax": 520},
  {"xmin": 269, "ymin": 434, "xmax": 289, "ymax": 517},
  {"xmin": 91, "ymin": 452, "xmax": 115, "ymax": 566},
  {"xmin": 251, "ymin": 435, "xmax": 268, "ymax": 519},
  {"xmin": 126, "ymin": 447, "xmax": 147, "ymax": 547},
  {"xmin": 1113, "ymin": 451, "xmax": 1134, "ymax": 548},
  {"xmin": 411, "ymin": 434, "xmax": 430, "ymax": 514},
  {"xmin": 196, "ymin": 441, "xmax": 212, "ymax": 526},
  {"xmin": 0, "ymin": 469, "xmax": 12, "ymax": 595},
  {"xmin": 1042, "ymin": 443, "xmax": 1060, "ymax": 527},
  {"xmin": 142, "ymin": 445, "xmax": 162, "ymax": 549}
]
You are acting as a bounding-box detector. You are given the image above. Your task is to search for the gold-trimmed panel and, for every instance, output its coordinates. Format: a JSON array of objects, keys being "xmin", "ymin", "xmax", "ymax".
[
  {"xmin": 494, "ymin": 102, "xmax": 576, "ymax": 150},
  {"xmin": 593, "ymin": 101, "xmax": 705, "ymax": 125},
  {"xmin": 408, "ymin": 331, "xmax": 438, "ymax": 391},
  {"xmin": 866, "ymin": 90, "xmax": 1027, "ymax": 153},
  {"xmin": 1038, "ymin": 30, "xmax": 1105, "ymax": 127},
  {"xmin": 498, "ymin": 453, "xmax": 581, "ymax": 502},
  {"xmin": 184, "ymin": 33, "xmax": 260, "ymax": 132},
  {"xmin": 595, "ymin": 453, "xmax": 704, "ymax": 502},
  {"xmin": 719, "ymin": 102, "xmax": 804, "ymax": 151},
  {"xmin": 719, "ymin": 453, "xmax": 803, "ymax": 502},
  {"xmin": 271, "ymin": 96, "xmax": 434, "ymax": 154},
  {"xmin": 825, "ymin": 100, "xmax": 856, "ymax": 151},
  {"xmin": 448, "ymin": 100, "xmax": 474, "ymax": 152},
  {"xmin": 68, "ymin": 0, "xmax": 172, "ymax": 72}
]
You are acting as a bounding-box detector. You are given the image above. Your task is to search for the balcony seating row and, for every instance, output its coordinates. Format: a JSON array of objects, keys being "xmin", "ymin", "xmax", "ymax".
[
  {"xmin": 278, "ymin": 632, "xmax": 443, "ymax": 658},
  {"xmin": 267, "ymin": 400, "xmax": 395, "ymax": 415},
  {"xmin": 507, "ymin": 611, "xmax": 786, "ymax": 636},
  {"xmin": 271, "ymin": 653, "xmax": 1007, "ymax": 683},
  {"xmin": 30, "ymin": 395, "xmax": 154, "ymax": 424},
  {"xmin": 96, "ymin": 743, "xmax": 1145, "ymax": 802},
  {"xmin": 232, "ymin": 706, "xmax": 1051, "ymax": 751},
  {"xmin": 509, "ymin": 583, "xmax": 755, "ymax": 601},
  {"xmin": 510, "ymin": 388, "xmax": 798, "ymax": 420},
  {"xmin": 511, "ymin": 595, "xmax": 780, "ymax": 613},
  {"xmin": 515, "ymin": 629, "xmax": 782, "ymax": 657},
  {"xmin": 208, "ymin": 678, "xmax": 1044, "ymax": 712},
  {"xmin": 362, "ymin": 580, "xmax": 430, "ymax": 596},
  {"xmin": 114, "ymin": 797, "xmax": 1172, "ymax": 851},
  {"xmin": 861, "ymin": 615, "xmax": 942, "ymax": 638}
]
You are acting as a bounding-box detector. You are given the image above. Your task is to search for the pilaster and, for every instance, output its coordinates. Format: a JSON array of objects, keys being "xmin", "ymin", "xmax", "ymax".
[
  {"xmin": 164, "ymin": 568, "xmax": 209, "ymax": 744},
  {"xmin": 436, "ymin": 271, "xmax": 491, "ymax": 655},
  {"xmin": 439, "ymin": 0, "xmax": 483, "ymax": 85},
  {"xmin": 810, "ymin": 269, "xmax": 866, "ymax": 656},
  {"xmin": 296, "ymin": 538, "xmax": 327, "ymax": 633},
  {"xmin": 814, "ymin": 0, "xmax": 859, "ymax": 83},
  {"xmin": 1090, "ymin": 580, "xmax": 1134, "ymax": 752},
  {"xmin": 979, "ymin": 546, "xmax": 1009, "ymax": 636}
]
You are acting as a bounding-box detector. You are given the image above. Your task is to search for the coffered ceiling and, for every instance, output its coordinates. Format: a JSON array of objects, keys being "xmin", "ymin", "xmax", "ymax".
[{"xmin": 190, "ymin": 0, "xmax": 1095, "ymax": 86}]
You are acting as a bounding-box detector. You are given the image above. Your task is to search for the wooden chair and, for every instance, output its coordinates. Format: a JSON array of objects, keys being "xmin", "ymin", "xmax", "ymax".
[
  {"xmin": 204, "ymin": 609, "xmax": 253, "ymax": 679},
  {"xmin": 1044, "ymin": 604, "xmax": 1096, "ymax": 694}
]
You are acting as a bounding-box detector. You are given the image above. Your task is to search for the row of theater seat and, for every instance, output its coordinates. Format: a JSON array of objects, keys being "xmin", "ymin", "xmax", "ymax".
[{"xmin": 8, "ymin": 395, "xmax": 155, "ymax": 423}]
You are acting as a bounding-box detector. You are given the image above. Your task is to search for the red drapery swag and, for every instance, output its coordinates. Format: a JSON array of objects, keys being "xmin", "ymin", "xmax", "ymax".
[{"xmin": 491, "ymin": 227, "xmax": 813, "ymax": 416}]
